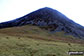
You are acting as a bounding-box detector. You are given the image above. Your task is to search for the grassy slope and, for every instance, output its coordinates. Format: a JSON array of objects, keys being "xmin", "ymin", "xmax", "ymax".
[{"xmin": 0, "ymin": 25, "xmax": 84, "ymax": 56}]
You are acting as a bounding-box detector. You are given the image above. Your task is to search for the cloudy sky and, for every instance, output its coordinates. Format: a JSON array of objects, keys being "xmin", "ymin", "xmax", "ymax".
[{"xmin": 0, "ymin": 0, "xmax": 84, "ymax": 26}]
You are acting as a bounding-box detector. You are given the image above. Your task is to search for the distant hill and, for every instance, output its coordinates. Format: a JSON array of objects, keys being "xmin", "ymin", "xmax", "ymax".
[{"xmin": 0, "ymin": 7, "xmax": 84, "ymax": 39}]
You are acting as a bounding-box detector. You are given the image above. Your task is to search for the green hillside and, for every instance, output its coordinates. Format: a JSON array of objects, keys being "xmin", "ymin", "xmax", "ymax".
[{"xmin": 0, "ymin": 25, "xmax": 84, "ymax": 56}]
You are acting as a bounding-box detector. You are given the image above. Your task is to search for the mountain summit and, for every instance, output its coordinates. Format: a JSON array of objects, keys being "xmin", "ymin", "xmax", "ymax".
[{"xmin": 0, "ymin": 7, "xmax": 84, "ymax": 39}]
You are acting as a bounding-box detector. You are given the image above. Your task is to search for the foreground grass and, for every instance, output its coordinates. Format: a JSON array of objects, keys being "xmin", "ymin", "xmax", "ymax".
[
  {"xmin": 0, "ymin": 25, "xmax": 84, "ymax": 56},
  {"xmin": 0, "ymin": 34, "xmax": 84, "ymax": 56}
]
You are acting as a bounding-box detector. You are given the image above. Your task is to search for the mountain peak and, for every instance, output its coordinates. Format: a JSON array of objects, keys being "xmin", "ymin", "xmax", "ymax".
[{"xmin": 0, "ymin": 7, "xmax": 84, "ymax": 39}]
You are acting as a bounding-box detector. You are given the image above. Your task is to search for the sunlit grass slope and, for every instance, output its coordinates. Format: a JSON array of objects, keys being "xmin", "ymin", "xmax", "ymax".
[{"xmin": 0, "ymin": 25, "xmax": 84, "ymax": 56}]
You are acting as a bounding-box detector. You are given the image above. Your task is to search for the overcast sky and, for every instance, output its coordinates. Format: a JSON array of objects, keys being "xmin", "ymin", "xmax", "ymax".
[{"xmin": 0, "ymin": 0, "xmax": 84, "ymax": 26}]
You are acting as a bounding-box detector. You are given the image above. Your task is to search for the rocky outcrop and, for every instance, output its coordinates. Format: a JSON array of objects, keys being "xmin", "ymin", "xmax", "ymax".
[{"xmin": 0, "ymin": 7, "xmax": 84, "ymax": 39}]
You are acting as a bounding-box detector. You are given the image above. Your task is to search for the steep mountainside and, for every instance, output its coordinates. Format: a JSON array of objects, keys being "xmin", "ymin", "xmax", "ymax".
[
  {"xmin": 0, "ymin": 25, "xmax": 84, "ymax": 44},
  {"xmin": 0, "ymin": 7, "xmax": 84, "ymax": 39}
]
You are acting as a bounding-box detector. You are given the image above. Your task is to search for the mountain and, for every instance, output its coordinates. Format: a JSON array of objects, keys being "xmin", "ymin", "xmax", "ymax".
[
  {"xmin": 0, "ymin": 7, "xmax": 84, "ymax": 56},
  {"xmin": 0, "ymin": 7, "xmax": 84, "ymax": 39}
]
